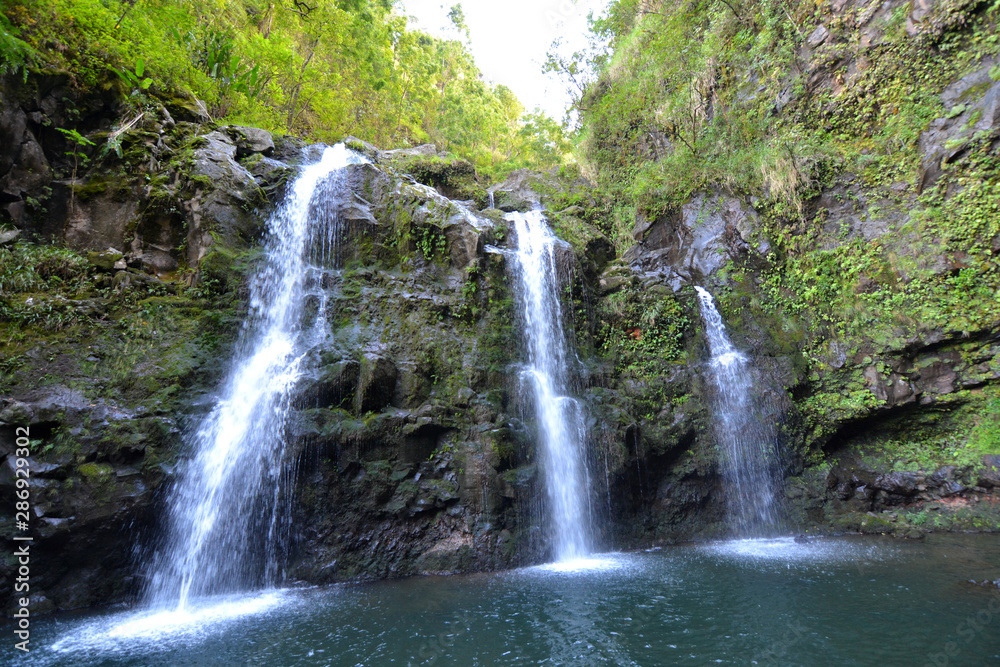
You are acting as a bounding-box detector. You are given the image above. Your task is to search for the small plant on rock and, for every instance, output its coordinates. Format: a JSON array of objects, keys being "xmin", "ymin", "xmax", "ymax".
[{"xmin": 56, "ymin": 127, "xmax": 95, "ymax": 216}]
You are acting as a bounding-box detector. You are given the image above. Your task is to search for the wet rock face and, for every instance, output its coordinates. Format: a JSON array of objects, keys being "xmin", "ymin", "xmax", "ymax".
[
  {"xmin": 297, "ymin": 360, "xmax": 361, "ymax": 410},
  {"xmin": 0, "ymin": 95, "xmax": 51, "ymax": 229},
  {"xmin": 184, "ymin": 130, "xmax": 266, "ymax": 266},
  {"xmin": 63, "ymin": 186, "xmax": 140, "ymax": 254},
  {"xmin": 809, "ymin": 459, "xmax": 972, "ymax": 514},
  {"xmin": 627, "ymin": 189, "xmax": 767, "ymax": 287},
  {"xmin": 978, "ymin": 456, "xmax": 1000, "ymax": 488},
  {"xmin": 355, "ymin": 354, "xmax": 398, "ymax": 414},
  {"xmin": 919, "ymin": 60, "xmax": 1000, "ymax": 190},
  {"xmin": 0, "ymin": 388, "xmax": 178, "ymax": 612},
  {"xmin": 347, "ymin": 160, "xmax": 493, "ymax": 272},
  {"xmin": 489, "ymin": 169, "xmax": 550, "ymax": 211}
]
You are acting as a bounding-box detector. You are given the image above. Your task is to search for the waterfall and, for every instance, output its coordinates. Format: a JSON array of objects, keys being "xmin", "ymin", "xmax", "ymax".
[
  {"xmin": 144, "ymin": 144, "xmax": 364, "ymax": 609},
  {"xmin": 508, "ymin": 210, "xmax": 592, "ymax": 561},
  {"xmin": 694, "ymin": 286, "xmax": 781, "ymax": 537}
]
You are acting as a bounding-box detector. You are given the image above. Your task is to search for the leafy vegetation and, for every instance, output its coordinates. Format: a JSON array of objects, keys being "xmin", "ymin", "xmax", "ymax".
[
  {"xmin": 0, "ymin": 240, "xmax": 243, "ymax": 401},
  {"xmin": 3, "ymin": 0, "xmax": 568, "ymax": 176},
  {"xmin": 596, "ymin": 286, "xmax": 690, "ymax": 374},
  {"xmin": 0, "ymin": 12, "xmax": 36, "ymax": 79},
  {"xmin": 553, "ymin": 0, "xmax": 1000, "ymax": 476},
  {"xmin": 564, "ymin": 0, "xmax": 999, "ymax": 338}
]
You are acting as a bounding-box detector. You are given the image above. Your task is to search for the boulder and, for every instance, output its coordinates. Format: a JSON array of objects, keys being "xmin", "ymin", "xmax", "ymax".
[
  {"xmin": 873, "ymin": 471, "xmax": 925, "ymax": 496},
  {"xmin": 86, "ymin": 248, "xmax": 124, "ymax": 271},
  {"xmin": 184, "ymin": 131, "xmax": 264, "ymax": 266},
  {"xmin": 490, "ymin": 169, "xmax": 551, "ymax": 212},
  {"xmin": 806, "ymin": 25, "xmax": 829, "ymax": 49},
  {"xmin": 355, "ymin": 354, "xmax": 398, "ymax": 414},
  {"xmin": 977, "ymin": 455, "xmax": 1000, "ymax": 488},
  {"xmin": 442, "ymin": 211, "xmax": 482, "ymax": 269},
  {"xmin": 225, "ymin": 125, "xmax": 274, "ymax": 157},
  {"xmin": 0, "ymin": 228, "xmax": 21, "ymax": 246},
  {"xmin": 138, "ymin": 248, "xmax": 178, "ymax": 274},
  {"xmin": 0, "ymin": 400, "xmax": 33, "ymax": 425}
]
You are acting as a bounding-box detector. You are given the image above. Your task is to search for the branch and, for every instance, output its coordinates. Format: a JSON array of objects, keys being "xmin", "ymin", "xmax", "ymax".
[
  {"xmin": 715, "ymin": 0, "xmax": 752, "ymax": 27},
  {"xmin": 289, "ymin": 0, "xmax": 317, "ymax": 18}
]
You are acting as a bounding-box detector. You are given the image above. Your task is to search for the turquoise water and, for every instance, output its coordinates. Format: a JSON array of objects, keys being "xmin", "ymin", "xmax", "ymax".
[{"xmin": 8, "ymin": 535, "xmax": 1000, "ymax": 666}]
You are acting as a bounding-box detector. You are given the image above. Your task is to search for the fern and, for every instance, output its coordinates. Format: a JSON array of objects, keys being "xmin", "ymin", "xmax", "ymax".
[{"xmin": 0, "ymin": 15, "xmax": 36, "ymax": 81}]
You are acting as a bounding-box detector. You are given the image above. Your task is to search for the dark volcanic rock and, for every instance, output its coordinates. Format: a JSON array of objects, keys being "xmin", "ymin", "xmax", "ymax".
[
  {"xmin": 355, "ymin": 354, "xmax": 399, "ymax": 414},
  {"xmin": 627, "ymin": 188, "xmax": 767, "ymax": 287}
]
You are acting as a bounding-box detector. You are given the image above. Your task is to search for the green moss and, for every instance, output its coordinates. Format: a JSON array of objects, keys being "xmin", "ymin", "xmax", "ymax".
[
  {"xmin": 388, "ymin": 153, "xmax": 483, "ymax": 203},
  {"xmin": 77, "ymin": 462, "xmax": 113, "ymax": 480},
  {"xmin": 596, "ymin": 285, "xmax": 692, "ymax": 373},
  {"xmin": 72, "ymin": 175, "xmax": 121, "ymax": 200}
]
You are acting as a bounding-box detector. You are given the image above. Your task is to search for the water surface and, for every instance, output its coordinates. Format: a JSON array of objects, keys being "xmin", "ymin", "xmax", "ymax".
[{"xmin": 10, "ymin": 534, "xmax": 1000, "ymax": 666}]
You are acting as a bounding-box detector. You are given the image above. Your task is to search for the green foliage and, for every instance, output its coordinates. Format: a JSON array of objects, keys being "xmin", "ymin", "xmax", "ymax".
[
  {"xmin": 0, "ymin": 242, "xmax": 93, "ymax": 332},
  {"xmin": 0, "ymin": 243, "xmax": 89, "ymax": 293},
  {"xmin": 453, "ymin": 264, "xmax": 481, "ymax": 321},
  {"xmin": 3, "ymin": 0, "xmax": 567, "ymax": 175},
  {"xmin": 967, "ymin": 386, "xmax": 1000, "ymax": 455},
  {"xmin": 57, "ymin": 126, "xmax": 95, "ymax": 212},
  {"xmin": 414, "ymin": 224, "xmax": 448, "ymax": 263},
  {"xmin": 596, "ymin": 286, "xmax": 691, "ymax": 374},
  {"xmin": 564, "ymin": 0, "xmax": 835, "ymax": 251},
  {"xmin": 572, "ymin": 0, "xmax": 1000, "ymax": 363},
  {"xmin": 109, "ymin": 59, "xmax": 152, "ymax": 93},
  {"xmin": 844, "ymin": 389, "xmax": 999, "ymax": 473},
  {"xmin": 57, "ymin": 126, "xmax": 94, "ymax": 150},
  {"xmin": 0, "ymin": 13, "xmax": 36, "ymax": 80}
]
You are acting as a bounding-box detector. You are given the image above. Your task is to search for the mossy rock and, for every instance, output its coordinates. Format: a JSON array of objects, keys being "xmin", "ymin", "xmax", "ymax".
[
  {"xmin": 549, "ymin": 212, "xmax": 615, "ymax": 275},
  {"xmin": 389, "ymin": 154, "xmax": 484, "ymax": 203},
  {"xmin": 87, "ymin": 249, "xmax": 123, "ymax": 271},
  {"xmin": 77, "ymin": 462, "xmax": 114, "ymax": 481}
]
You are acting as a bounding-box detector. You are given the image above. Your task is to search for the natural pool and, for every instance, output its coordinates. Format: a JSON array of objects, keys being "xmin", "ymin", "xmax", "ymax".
[{"xmin": 8, "ymin": 534, "xmax": 1000, "ymax": 666}]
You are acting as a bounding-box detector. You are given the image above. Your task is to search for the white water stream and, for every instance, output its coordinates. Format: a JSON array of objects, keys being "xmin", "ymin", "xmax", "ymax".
[
  {"xmin": 695, "ymin": 287, "xmax": 779, "ymax": 537},
  {"xmin": 694, "ymin": 286, "xmax": 781, "ymax": 537},
  {"xmin": 508, "ymin": 210, "xmax": 593, "ymax": 561},
  {"xmin": 144, "ymin": 144, "xmax": 364, "ymax": 610}
]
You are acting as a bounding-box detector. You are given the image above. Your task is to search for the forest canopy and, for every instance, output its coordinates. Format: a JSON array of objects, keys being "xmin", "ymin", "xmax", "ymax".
[{"xmin": 1, "ymin": 0, "xmax": 570, "ymax": 175}]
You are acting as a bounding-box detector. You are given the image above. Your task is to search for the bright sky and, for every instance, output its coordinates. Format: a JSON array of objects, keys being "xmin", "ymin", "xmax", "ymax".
[{"xmin": 398, "ymin": 0, "xmax": 609, "ymax": 121}]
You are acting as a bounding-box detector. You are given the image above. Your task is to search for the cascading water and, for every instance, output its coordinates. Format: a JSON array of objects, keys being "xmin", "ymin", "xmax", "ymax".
[
  {"xmin": 144, "ymin": 144, "xmax": 364, "ymax": 609},
  {"xmin": 694, "ymin": 286, "xmax": 781, "ymax": 537},
  {"xmin": 508, "ymin": 209, "xmax": 592, "ymax": 561}
]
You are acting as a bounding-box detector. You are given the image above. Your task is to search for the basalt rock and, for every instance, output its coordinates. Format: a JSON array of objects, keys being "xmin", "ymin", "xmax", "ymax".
[
  {"xmin": 978, "ymin": 456, "xmax": 1000, "ymax": 489},
  {"xmin": 355, "ymin": 354, "xmax": 398, "ymax": 414},
  {"xmin": 918, "ymin": 60, "xmax": 1000, "ymax": 190},
  {"xmin": 627, "ymin": 188, "xmax": 768, "ymax": 287}
]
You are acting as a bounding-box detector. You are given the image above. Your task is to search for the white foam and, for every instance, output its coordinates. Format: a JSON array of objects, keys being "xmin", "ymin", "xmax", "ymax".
[
  {"xmin": 51, "ymin": 589, "xmax": 293, "ymax": 654},
  {"xmin": 700, "ymin": 536, "xmax": 893, "ymax": 563},
  {"xmin": 532, "ymin": 553, "xmax": 627, "ymax": 574}
]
